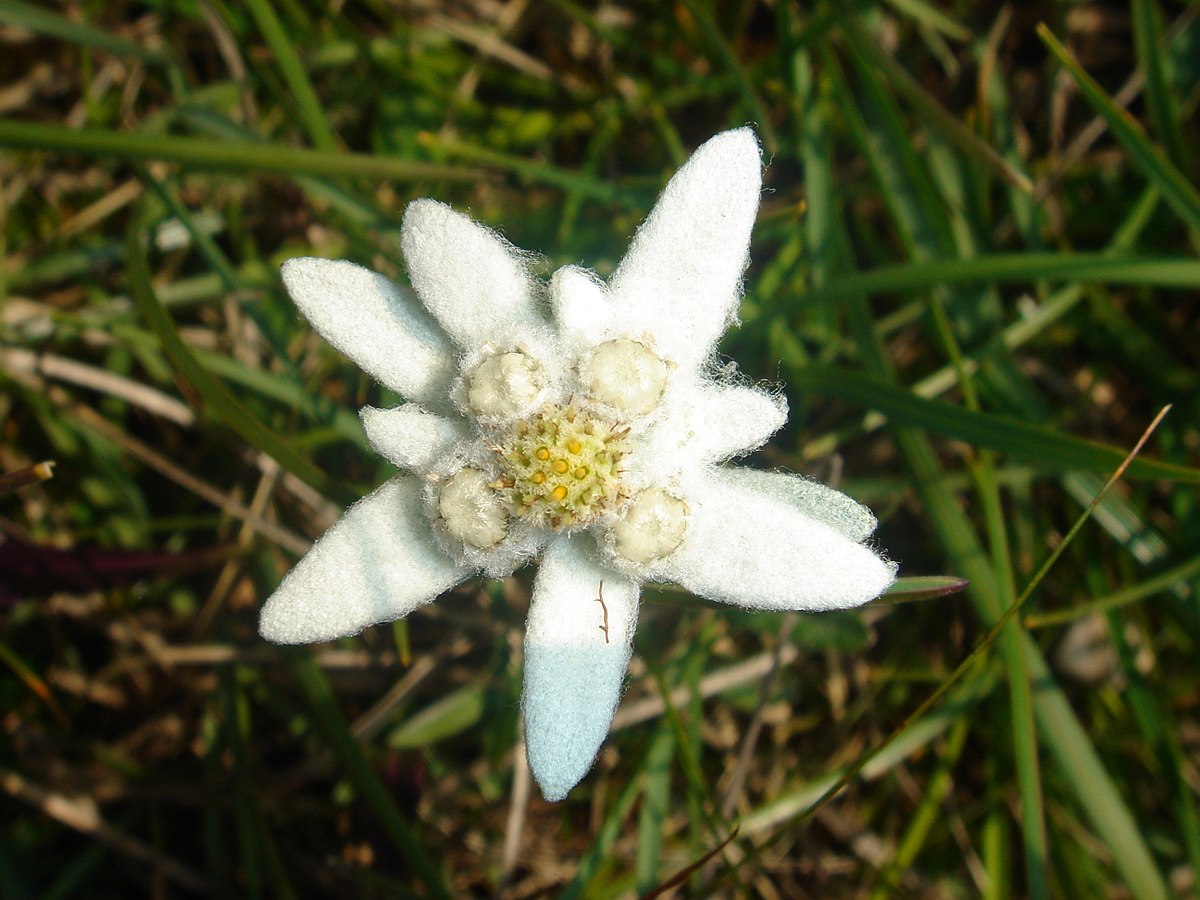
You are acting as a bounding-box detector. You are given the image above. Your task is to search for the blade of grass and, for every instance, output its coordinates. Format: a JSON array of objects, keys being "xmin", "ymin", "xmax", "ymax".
[
  {"xmin": 807, "ymin": 65, "xmax": 1168, "ymax": 891},
  {"xmin": 415, "ymin": 132, "xmax": 631, "ymax": 204},
  {"xmin": 799, "ymin": 253, "xmax": 1200, "ymax": 305},
  {"xmin": 557, "ymin": 760, "xmax": 644, "ymax": 899},
  {"xmin": 869, "ymin": 715, "xmax": 971, "ymax": 897},
  {"xmin": 1129, "ymin": 0, "xmax": 1189, "ymax": 175},
  {"xmin": 0, "ymin": 0, "xmax": 170, "ymax": 63},
  {"xmin": 925, "ymin": 220, "xmax": 1047, "ymax": 896},
  {"xmin": 788, "ymin": 365, "xmax": 1200, "ymax": 483},
  {"xmin": 881, "ymin": 575, "xmax": 970, "ymax": 603},
  {"xmin": 1025, "ymin": 554, "xmax": 1200, "ymax": 629},
  {"xmin": 677, "ymin": 0, "xmax": 778, "ymax": 154},
  {"xmin": 755, "ymin": 405, "xmax": 1172, "ymax": 897},
  {"xmin": 387, "ymin": 683, "xmax": 484, "ymax": 749},
  {"xmin": 737, "ymin": 676, "xmax": 994, "ymax": 838},
  {"xmin": 287, "ymin": 651, "xmax": 450, "ymax": 898},
  {"xmin": 857, "ymin": 37, "xmax": 1032, "ymax": 192},
  {"xmin": 0, "ymin": 640, "xmax": 69, "ymax": 727},
  {"xmin": 242, "ymin": 0, "xmax": 337, "ymax": 151},
  {"xmin": 978, "ymin": 454, "xmax": 1047, "ymax": 898},
  {"xmin": 633, "ymin": 724, "xmax": 674, "ymax": 894},
  {"xmin": 175, "ymin": 106, "xmax": 390, "ymax": 228},
  {"xmin": 124, "ymin": 224, "xmax": 350, "ymax": 504},
  {"xmin": 1107, "ymin": 609, "xmax": 1200, "ymax": 880},
  {"xmin": 838, "ymin": 22, "xmax": 956, "ymax": 259},
  {"xmin": 0, "ymin": 119, "xmax": 483, "ymax": 182},
  {"xmin": 1038, "ymin": 23, "xmax": 1200, "ymax": 238},
  {"xmin": 221, "ymin": 669, "xmax": 264, "ymax": 900},
  {"xmin": 884, "ymin": 0, "xmax": 971, "ymax": 40}
]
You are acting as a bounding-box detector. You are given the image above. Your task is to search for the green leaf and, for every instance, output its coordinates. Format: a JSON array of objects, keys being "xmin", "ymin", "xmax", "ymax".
[
  {"xmin": 881, "ymin": 575, "xmax": 970, "ymax": 604},
  {"xmin": 387, "ymin": 685, "xmax": 485, "ymax": 749}
]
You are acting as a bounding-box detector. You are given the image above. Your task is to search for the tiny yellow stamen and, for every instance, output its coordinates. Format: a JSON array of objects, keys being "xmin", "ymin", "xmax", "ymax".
[{"xmin": 491, "ymin": 400, "xmax": 631, "ymax": 530}]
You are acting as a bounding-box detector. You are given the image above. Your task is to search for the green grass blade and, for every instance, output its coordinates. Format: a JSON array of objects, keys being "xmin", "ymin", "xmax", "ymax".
[
  {"xmin": 788, "ymin": 365, "xmax": 1200, "ymax": 483},
  {"xmin": 242, "ymin": 0, "xmax": 337, "ymax": 152},
  {"xmin": 883, "ymin": 0, "xmax": 971, "ymax": 40},
  {"xmin": 881, "ymin": 575, "xmax": 969, "ymax": 603},
  {"xmin": 980, "ymin": 457, "xmax": 1048, "ymax": 899},
  {"xmin": 837, "ymin": 24, "xmax": 955, "ymax": 259},
  {"xmin": 1038, "ymin": 23, "xmax": 1200, "ymax": 237},
  {"xmin": 387, "ymin": 684, "xmax": 485, "ymax": 749},
  {"xmin": 634, "ymin": 725, "xmax": 674, "ymax": 893},
  {"xmin": 0, "ymin": 118, "xmax": 482, "ymax": 182},
  {"xmin": 1130, "ymin": 0, "xmax": 1190, "ymax": 174},
  {"xmin": 1025, "ymin": 554, "xmax": 1200, "ymax": 628},
  {"xmin": 855, "ymin": 36, "xmax": 1032, "ymax": 192},
  {"xmin": 288, "ymin": 652, "xmax": 450, "ymax": 898},
  {"xmin": 799, "ymin": 253, "xmax": 1200, "ymax": 305},
  {"xmin": 870, "ymin": 715, "xmax": 971, "ymax": 897},
  {"xmin": 558, "ymin": 764, "xmax": 644, "ymax": 899},
  {"xmin": 415, "ymin": 133, "xmax": 631, "ymax": 204},
  {"xmin": 0, "ymin": 0, "xmax": 169, "ymax": 63},
  {"xmin": 871, "ymin": 358, "xmax": 1171, "ymax": 898},
  {"xmin": 677, "ymin": 0, "xmax": 778, "ymax": 154},
  {"xmin": 124, "ymin": 225, "xmax": 348, "ymax": 502}
]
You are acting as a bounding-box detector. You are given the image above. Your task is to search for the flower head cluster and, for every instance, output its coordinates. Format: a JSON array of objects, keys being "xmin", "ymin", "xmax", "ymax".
[{"xmin": 259, "ymin": 129, "xmax": 896, "ymax": 801}]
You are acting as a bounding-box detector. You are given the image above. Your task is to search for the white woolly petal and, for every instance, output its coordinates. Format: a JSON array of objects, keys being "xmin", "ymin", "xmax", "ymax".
[
  {"xmin": 649, "ymin": 472, "xmax": 896, "ymax": 611},
  {"xmin": 549, "ymin": 265, "xmax": 613, "ymax": 353},
  {"xmin": 523, "ymin": 536, "xmax": 638, "ymax": 802},
  {"xmin": 607, "ymin": 129, "xmax": 762, "ymax": 369},
  {"xmin": 401, "ymin": 199, "xmax": 541, "ymax": 352},
  {"xmin": 281, "ymin": 258, "xmax": 454, "ymax": 404},
  {"xmin": 627, "ymin": 382, "xmax": 785, "ymax": 487},
  {"xmin": 359, "ymin": 405, "xmax": 469, "ymax": 472},
  {"xmin": 718, "ymin": 468, "xmax": 879, "ymax": 542},
  {"xmin": 660, "ymin": 383, "xmax": 786, "ymax": 463},
  {"xmin": 259, "ymin": 477, "xmax": 470, "ymax": 644}
]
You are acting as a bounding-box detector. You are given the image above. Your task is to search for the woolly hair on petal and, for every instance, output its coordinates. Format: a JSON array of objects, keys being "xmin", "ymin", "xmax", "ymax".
[
  {"xmin": 259, "ymin": 478, "xmax": 471, "ymax": 644},
  {"xmin": 646, "ymin": 472, "xmax": 896, "ymax": 611},
  {"xmin": 718, "ymin": 468, "xmax": 879, "ymax": 542},
  {"xmin": 400, "ymin": 199, "xmax": 542, "ymax": 352},
  {"xmin": 548, "ymin": 265, "xmax": 614, "ymax": 354},
  {"xmin": 607, "ymin": 128, "xmax": 762, "ymax": 370},
  {"xmin": 683, "ymin": 383, "xmax": 789, "ymax": 463},
  {"xmin": 522, "ymin": 535, "xmax": 639, "ymax": 802},
  {"xmin": 281, "ymin": 258, "xmax": 454, "ymax": 405},
  {"xmin": 360, "ymin": 405, "xmax": 469, "ymax": 472}
]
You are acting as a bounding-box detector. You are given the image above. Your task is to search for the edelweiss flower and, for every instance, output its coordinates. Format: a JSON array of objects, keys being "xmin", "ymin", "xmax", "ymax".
[{"xmin": 259, "ymin": 129, "xmax": 896, "ymax": 801}]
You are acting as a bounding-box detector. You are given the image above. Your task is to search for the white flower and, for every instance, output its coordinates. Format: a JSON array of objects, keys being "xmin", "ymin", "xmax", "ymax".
[{"xmin": 258, "ymin": 129, "xmax": 897, "ymax": 801}]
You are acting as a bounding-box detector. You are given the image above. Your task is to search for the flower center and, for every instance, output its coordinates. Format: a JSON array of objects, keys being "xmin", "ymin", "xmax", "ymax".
[{"xmin": 495, "ymin": 402, "xmax": 629, "ymax": 530}]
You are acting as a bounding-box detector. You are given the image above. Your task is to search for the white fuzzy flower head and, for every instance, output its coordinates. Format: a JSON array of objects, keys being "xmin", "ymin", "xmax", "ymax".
[{"xmin": 259, "ymin": 129, "xmax": 897, "ymax": 802}]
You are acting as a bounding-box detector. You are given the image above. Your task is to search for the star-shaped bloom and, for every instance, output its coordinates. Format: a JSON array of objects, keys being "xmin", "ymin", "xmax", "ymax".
[{"xmin": 259, "ymin": 129, "xmax": 896, "ymax": 801}]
